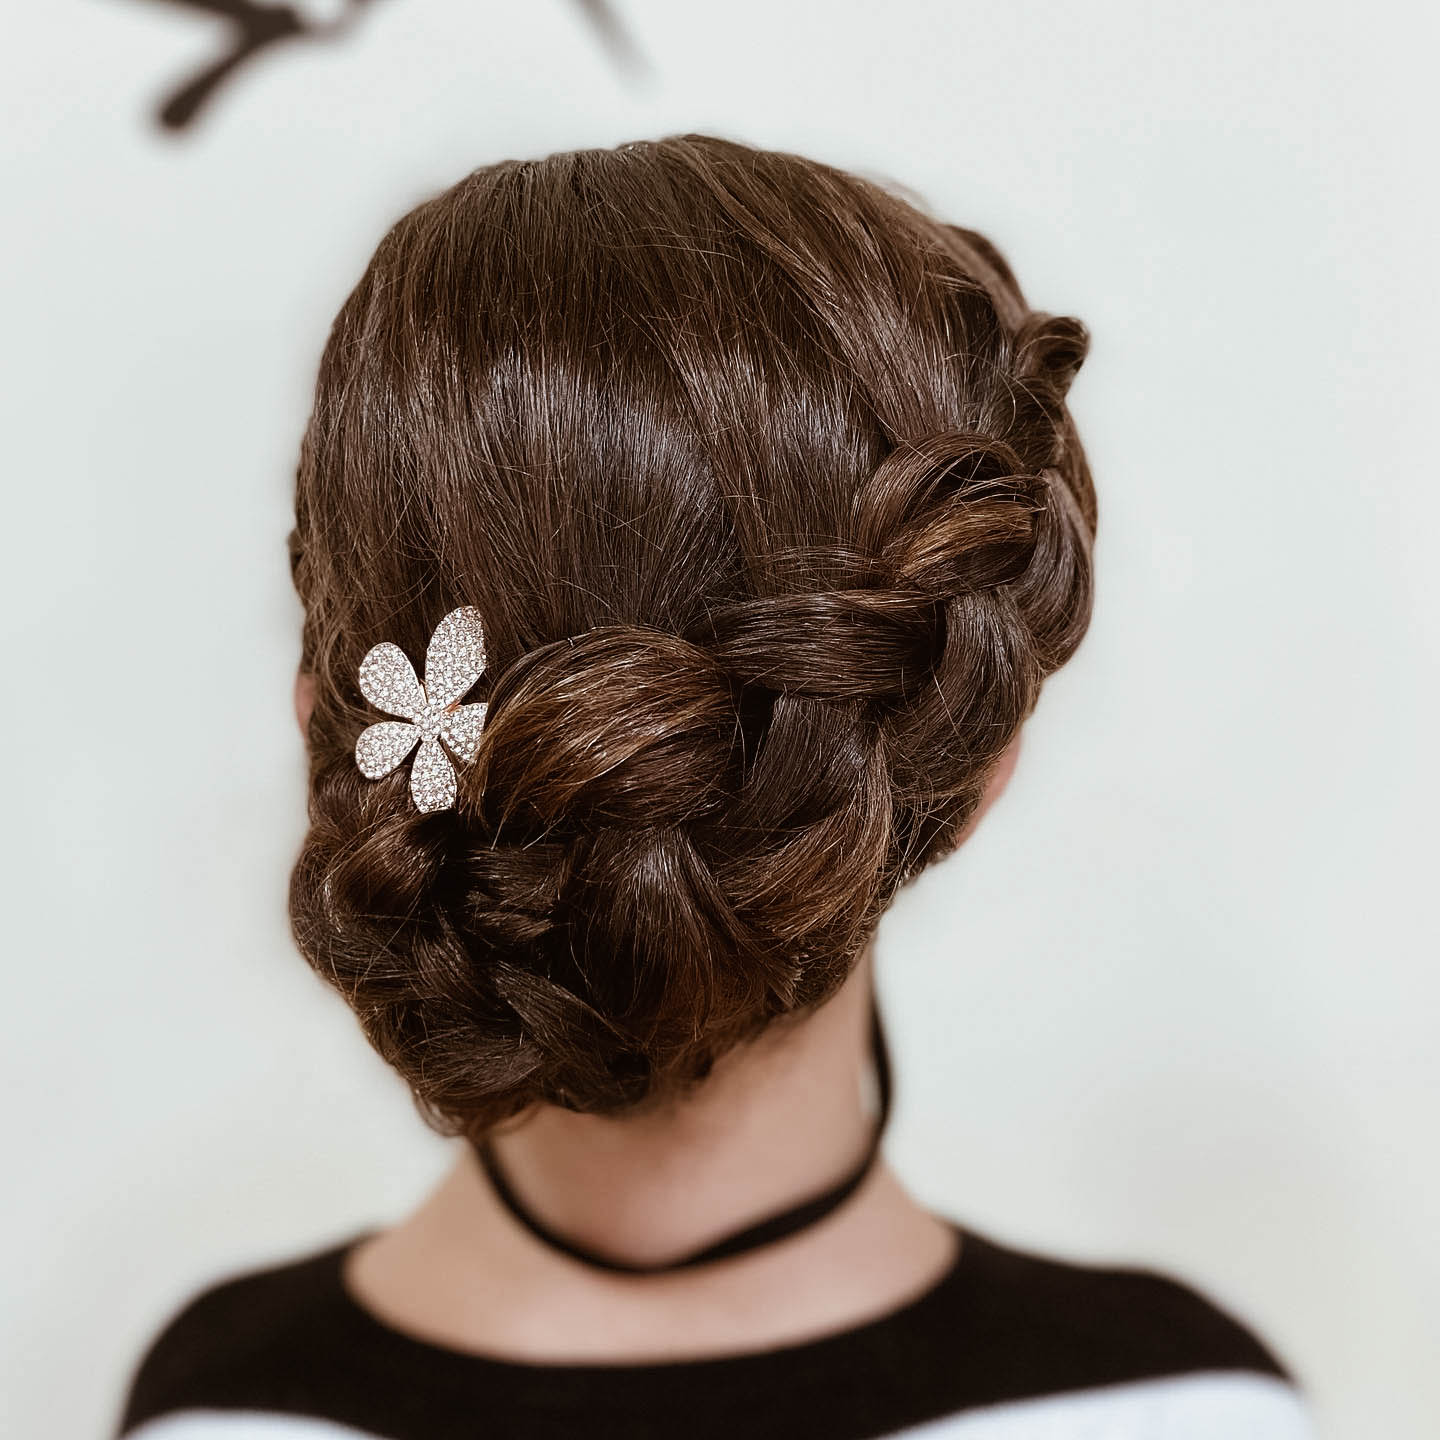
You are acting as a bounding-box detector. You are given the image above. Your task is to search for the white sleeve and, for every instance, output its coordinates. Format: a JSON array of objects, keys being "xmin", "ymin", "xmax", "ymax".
[
  {"xmin": 124, "ymin": 1414, "xmax": 379, "ymax": 1440},
  {"xmin": 891, "ymin": 1373, "xmax": 1319, "ymax": 1439}
]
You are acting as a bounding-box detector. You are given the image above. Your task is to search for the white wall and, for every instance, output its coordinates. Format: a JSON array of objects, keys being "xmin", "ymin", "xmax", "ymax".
[{"xmin": 2, "ymin": 3, "xmax": 1435, "ymax": 1436}]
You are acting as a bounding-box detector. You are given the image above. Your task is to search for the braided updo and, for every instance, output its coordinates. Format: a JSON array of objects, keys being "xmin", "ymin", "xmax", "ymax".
[{"xmin": 288, "ymin": 134, "xmax": 1096, "ymax": 1140}]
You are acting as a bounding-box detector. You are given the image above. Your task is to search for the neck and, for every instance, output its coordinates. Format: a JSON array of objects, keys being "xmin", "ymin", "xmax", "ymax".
[
  {"xmin": 345, "ymin": 943, "xmax": 960, "ymax": 1362},
  {"xmin": 483, "ymin": 946, "xmax": 881, "ymax": 1269}
]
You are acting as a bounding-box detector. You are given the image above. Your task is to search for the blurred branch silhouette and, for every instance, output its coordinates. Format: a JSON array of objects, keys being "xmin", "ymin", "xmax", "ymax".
[
  {"xmin": 571, "ymin": 0, "xmax": 646, "ymax": 75},
  {"xmin": 132, "ymin": 0, "xmax": 646, "ymax": 132}
]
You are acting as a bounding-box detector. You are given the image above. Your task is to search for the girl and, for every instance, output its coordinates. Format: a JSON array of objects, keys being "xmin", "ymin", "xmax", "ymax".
[{"xmin": 119, "ymin": 134, "xmax": 1313, "ymax": 1439}]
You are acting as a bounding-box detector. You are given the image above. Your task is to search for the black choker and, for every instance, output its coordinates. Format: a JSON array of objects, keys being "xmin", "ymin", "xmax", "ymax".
[{"xmin": 473, "ymin": 996, "xmax": 894, "ymax": 1275}]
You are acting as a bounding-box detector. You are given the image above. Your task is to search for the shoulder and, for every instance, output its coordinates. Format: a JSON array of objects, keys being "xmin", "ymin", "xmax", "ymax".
[
  {"xmin": 950, "ymin": 1225, "xmax": 1291, "ymax": 1384},
  {"xmin": 118, "ymin": 1240, "xmax": 370, "ymax": 1439},
  {"xmin": 908, "ymin": 1225, "xmax": 1313, "ymax": 1435}
]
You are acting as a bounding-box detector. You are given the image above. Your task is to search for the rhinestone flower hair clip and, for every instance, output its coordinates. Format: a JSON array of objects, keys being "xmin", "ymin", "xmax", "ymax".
[{"xmin": 354, "ymin": 606, "xmax": 488, "ymax": 813}]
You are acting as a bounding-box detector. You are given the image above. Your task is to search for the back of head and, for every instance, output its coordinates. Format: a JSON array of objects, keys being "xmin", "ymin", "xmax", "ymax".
[{"xmin": 288, "ymin": 133, "xmax": 1096, "ymax": 1140}]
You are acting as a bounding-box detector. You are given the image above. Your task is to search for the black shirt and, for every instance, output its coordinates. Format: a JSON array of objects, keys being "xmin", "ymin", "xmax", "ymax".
[{"xmin": 119, "ymin": 1219, "xmax": 1314, "ymax": 1439}]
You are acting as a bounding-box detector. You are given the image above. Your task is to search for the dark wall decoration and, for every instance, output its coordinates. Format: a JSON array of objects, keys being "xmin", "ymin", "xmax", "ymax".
[{"xmin": 132, "ymin": 0, "xmax": 644, "ymax": 133}]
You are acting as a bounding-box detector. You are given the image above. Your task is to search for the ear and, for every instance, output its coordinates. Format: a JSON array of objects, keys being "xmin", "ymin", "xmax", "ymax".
[
  {"xmin": 294, "ymin": 667, "xmax": 317, "ymax": 739},
  {"xmin": 957, "ymin": 732, "xmax": 1022, "ymax": 843}
]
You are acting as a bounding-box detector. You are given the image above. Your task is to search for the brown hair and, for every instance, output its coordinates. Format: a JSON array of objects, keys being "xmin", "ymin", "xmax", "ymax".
[{"xmin": 288, "ymin": 134, "xmax": 1096, "ymax": 1140}]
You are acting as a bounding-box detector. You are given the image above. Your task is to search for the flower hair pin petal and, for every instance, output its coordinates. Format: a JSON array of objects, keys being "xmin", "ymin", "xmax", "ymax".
[{"xmin": 354, "ymin": 606, "xmax": 488, "ymax": 813}]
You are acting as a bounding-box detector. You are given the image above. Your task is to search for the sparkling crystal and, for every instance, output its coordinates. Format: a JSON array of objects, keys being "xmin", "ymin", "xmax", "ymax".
[
  {"xmin": 416, "ymin": 701, "xmax": 447, "ymax": 743},
  {"xmin": 440, "ymin": 702, "xmax": 488, "ymax": 763},
  {"xmin": 355, "ymin": 720, "xmax": 420, "ymax": 779},
  {"xmin": 424, "ymin": 606, "xmax": 487, "ymax": 707},
  {"xmin": 410, "ymin": 737, "xmax": 457, "ymax": 813},
  {"xmin": 358, "ymin": 642, "xmax": 425, "ymax": 720}
]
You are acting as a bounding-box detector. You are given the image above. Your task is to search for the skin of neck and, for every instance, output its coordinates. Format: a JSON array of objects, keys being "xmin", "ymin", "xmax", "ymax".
[
  {"xmin": 346, "ymin": 950, "xmax": 956, "ymax": 1362},
  {"xmin": 483, "ymin": 939, "xmax": 884, "ymax": 1268}
]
